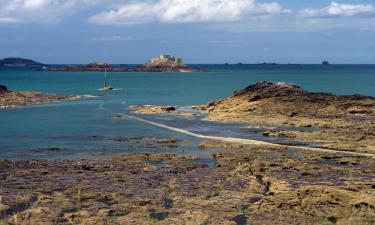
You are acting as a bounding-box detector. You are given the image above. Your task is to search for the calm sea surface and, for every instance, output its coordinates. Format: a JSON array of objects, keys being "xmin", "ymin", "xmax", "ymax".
[{"xmin": 1, "ymin": 64, "xmax": 375, "ymax": 160}]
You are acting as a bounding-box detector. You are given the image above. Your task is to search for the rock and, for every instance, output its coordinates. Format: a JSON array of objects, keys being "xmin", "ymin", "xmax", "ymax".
[
  {"xmin": 0, "ymin": 85, "xmax": 8, "ymax": 94},
  {"xmin": 161, "ymin": 106, "xmax": 176, "ymax": 112},
  {"xmin": 128, "ymin": 105, "xmax": 177, "ymax": 114}
]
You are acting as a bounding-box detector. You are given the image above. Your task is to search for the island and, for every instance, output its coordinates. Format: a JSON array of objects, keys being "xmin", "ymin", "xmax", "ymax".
[
  {"xmin": 47, "ymin": 54, "xmax": 202, "ymax": 72},
  {"xmin": 322, "ymin": 60, "xmax": 330, "ymax": 65},
  {"xmin": 0, "ymin": 57, "xmax": 43, "ymax": 67},
  {"xmin": 138, "ymin": 54, "xmax": 200, "ymax": 72}
]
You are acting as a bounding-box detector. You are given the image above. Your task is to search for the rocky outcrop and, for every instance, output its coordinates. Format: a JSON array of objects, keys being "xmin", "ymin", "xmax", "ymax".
[
  {"xmin": 0, "ymin": 86, "xmax": 78, "ymax": 109},
  {"xmin": 202, "ymin": 81, "xmax": 375, "ymax": 153},
  {"xmin": 0, "ymin": 57, "xmax": 43, "ymax": 67},
  {"xmin": 206, "ymin": 81, "xmax": 375, "ymax": 118}
]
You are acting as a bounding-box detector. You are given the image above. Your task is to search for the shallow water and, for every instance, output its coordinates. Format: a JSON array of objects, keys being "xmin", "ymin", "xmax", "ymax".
[{"xmin": 1, "ymin": 64, "xmax": 375, "ymax": 159}]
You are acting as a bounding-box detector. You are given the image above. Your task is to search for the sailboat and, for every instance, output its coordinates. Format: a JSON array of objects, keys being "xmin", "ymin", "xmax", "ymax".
[{"xmin": 102, "ymin": 69, "xmax": 113, "ymax": 90}]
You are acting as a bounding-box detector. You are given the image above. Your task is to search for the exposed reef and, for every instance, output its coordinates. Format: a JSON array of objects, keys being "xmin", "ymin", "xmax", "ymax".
[
  {"xmin": 128, "ymin": 105, "xmax": 200, "ymax": 117},
  {"xmin": 0, "ymin": 142, "xmax": 374, "ymax": 224},
  {"xmin": 0, "ymin": 84, "xmax": 79, "ymax": 109}
]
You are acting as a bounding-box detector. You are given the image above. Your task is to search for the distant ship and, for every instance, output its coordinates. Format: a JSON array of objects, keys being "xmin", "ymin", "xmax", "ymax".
[
  {"xmin": 102, "ymin": 69, "xmax": 113, "ymax": 91},
  {"xmin": 322, "ymin": 60, "xmax": 330, "ymax": 65}
]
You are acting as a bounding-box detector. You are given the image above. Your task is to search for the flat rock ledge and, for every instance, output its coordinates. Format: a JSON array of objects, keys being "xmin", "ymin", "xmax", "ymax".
[{"xmin": 0, "ymin": 84, "xmax": 79, "ymax": 109}]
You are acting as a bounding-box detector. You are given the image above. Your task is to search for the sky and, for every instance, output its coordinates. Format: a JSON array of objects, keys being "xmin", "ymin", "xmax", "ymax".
[{"xmin": 0, "ymin": 0, "xmax": 375, "ymax": 64}]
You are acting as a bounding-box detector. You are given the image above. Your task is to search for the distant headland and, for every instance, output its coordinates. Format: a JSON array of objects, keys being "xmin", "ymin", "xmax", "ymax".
[
  {"xmin": 47, "ymin": 54, "xmax": 202, "ymax": 72},
  {"xmin": 0, "ymin": 57, "xmax": 43, "ymax": 67}
]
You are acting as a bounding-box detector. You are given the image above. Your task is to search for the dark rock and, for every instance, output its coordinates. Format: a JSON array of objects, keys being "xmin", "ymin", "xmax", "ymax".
[
  {"xmin": 163, "ymin": 198, "xmax": 173, "ymax": 209},
  {"xmin": 0, "ymin": 84, "xmax": 8, "ymax": 94},
  {"xmin": 148, "ymin": 209, "xmax": 168, "ymax": 221},
  {"xmin": 290, "ymin": 112, "xmax": 298, "ymax": 117},
  {"xmin": 231, "ymin": 214, "xmax": 247, "ymax": 225},
  {"xmin": 162, "ymin": 106, "xmax": 176, "ymax": 112}
]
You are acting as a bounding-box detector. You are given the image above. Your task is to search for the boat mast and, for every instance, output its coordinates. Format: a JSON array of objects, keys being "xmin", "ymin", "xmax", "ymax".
[{"xmin": 104, "ymin": 68, "xmax": 108, "ymax": 87}]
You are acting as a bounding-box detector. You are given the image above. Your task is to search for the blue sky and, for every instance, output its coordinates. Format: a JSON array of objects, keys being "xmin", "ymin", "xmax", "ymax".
[{"xmin": 0, "ymin": 0, "xmax": 375, "ymax": 64}]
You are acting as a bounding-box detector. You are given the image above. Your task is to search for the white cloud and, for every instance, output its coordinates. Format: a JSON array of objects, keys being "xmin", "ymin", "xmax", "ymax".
[
  {"xmin": 0, "ymin": 0, "xmax": 106, "ymax": 23},
  {"xmin": 0, "ymin": 0, "xmax": 375, "ymax": 32},
  {"xmin": 300, "ymin": 1, "xmax": 375, "ymax": 18},
  {"xmin": 0, "ymin": 0, "xmax": 78, "ymax": 23},
  {"xmin": 0, "ymin": 16, "xmax": 18, "ymax": 23},
  {"xmin": 90, "ymin": 35, "xmax": 132, "ymax": 42},
  {"xmin": 89, "ymin": 0, "xmax": 289, "ymax": 25}
]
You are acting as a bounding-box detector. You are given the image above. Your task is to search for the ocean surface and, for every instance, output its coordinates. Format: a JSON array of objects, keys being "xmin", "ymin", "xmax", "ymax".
[{"xmin": 1, "ymin": 64, "xmax": 375, "ymax": 160}]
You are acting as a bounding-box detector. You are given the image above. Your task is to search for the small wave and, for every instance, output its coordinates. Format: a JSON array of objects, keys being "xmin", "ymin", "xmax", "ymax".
[
  {"xmin": 97, "ymin": 88, "xmax": 124, "ymax": 91},
  {"xmin": 81, "ymin": 94, "xmax": 98, "ymax": 98}
]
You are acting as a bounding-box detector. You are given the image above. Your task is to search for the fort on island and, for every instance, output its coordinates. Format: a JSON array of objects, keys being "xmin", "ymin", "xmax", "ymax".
[
  {"xmin": 143, "ymin": 54, "xmax": 186, "ymax": 69},
  {"xmin": 46, "ymin": 54, "xmax": 201, "ymax": 72}
]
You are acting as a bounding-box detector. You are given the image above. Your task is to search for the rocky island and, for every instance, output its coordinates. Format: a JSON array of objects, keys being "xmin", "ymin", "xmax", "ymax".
[
  {"xmin": 0, "ymin": 84, "xmax": 78, "ymax": 109},
  {"xmin": 0, "ymin": 57, "xmax": 43, "ymax": 67},
  {"xmin": 47, "ymin": 54, "xmax": 202, "ymax": 72},
  {"xmin": 137, "ymin": 54, "xmax": 201, "ymax": 72}
]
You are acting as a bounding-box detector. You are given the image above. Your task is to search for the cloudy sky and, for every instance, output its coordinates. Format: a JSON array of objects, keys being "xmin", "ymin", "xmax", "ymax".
[{"xmin": 1, "ymin": 0, "xmax": 375, "ymax": 64}]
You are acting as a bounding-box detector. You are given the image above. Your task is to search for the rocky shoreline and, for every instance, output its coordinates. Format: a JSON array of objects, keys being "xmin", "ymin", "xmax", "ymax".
[
  {"xmin": 1, "ymin": 81, "xmax": 375, "ymax": 224},
  {"xmin": 130, "ymin": 81, "xmax": 375, "ymax": 154},
  {"xmin": 0, "ymin": 84, "xmax": 78, "ymax": 109},
  {"xmin": 201, "ymin": 81, "xmax": 375, "ymax": 154},
  {"xmin": 0, "ymin": 141, "xmax": 374, "ymax": 224}
]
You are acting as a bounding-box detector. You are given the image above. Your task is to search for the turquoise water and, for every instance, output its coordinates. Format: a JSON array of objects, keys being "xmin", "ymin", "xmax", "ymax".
[{"xmin": 1, "ymin": 65, "xmax": 375, "ymax": 159}]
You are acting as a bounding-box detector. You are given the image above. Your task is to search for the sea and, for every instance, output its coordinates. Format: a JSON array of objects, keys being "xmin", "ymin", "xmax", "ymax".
[{"xmin": 1, "ymin": 64, "xmax": 375, "ymax": 160}]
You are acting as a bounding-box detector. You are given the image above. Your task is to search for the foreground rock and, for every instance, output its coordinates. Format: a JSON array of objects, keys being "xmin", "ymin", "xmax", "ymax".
[
  {"xmin": 0, "ymin": 57, "xmax": 43, "ymax": 67},
  {"xmin": 0, "ymin": 84, "xmax": 78, "ymax": 109},
  {"xmin": 0, "ymin": 142, "xmax": 374, "ymax": 224}
]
